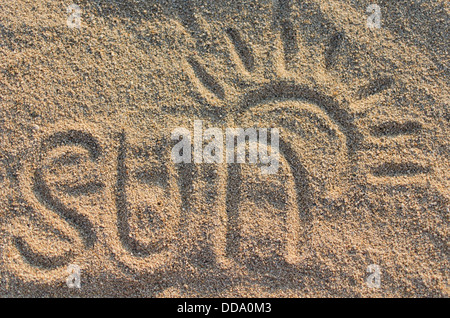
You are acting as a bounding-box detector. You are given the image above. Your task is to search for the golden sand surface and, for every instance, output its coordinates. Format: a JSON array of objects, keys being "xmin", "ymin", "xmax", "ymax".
[{"xmin": 0, "ymin": 0, "xmax": 448, "ymax": 297}]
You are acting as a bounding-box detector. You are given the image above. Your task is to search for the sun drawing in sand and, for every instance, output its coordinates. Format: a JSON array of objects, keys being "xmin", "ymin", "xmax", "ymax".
[{"xmin": 2, "ymin": 0, "xmax": 437, "ymax": 286}]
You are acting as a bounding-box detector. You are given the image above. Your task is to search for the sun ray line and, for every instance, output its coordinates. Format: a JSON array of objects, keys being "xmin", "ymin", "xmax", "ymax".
[
  {"xmin": 186, "ymin": 56, "xmax": 226, "ymax": 100},
  {"xmin": 370, "ymin": 121, "xmax": 422, "ymax": 137},
  {"xmin": 172, "ymin": 0, "xmax": 211, "ymax": 50},
  {"xmin": 273, "ymin": 0, "xmax": 299, "ymax": 66},
  {"xmin": 357, "ymin": 76, "xmax": 394, "ymax": 99},
  {"xmin": 372, "ymin": 162, "xmax": 431, "ymax": 177},
  {"xmin": 225, "ymin": 27, "xmax": 255, "ymax": 73},
  {"xmin": 324, "ymin": 32, "xmax": 344, "ymax": 69}
]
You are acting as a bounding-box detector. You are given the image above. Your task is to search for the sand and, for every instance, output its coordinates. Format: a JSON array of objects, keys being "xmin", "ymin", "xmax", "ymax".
[{"xmin": 0, "ymin": 0, "xmax": 448, "ymax": 297}]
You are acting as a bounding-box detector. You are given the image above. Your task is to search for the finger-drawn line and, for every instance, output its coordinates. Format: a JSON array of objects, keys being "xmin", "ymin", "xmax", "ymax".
[
  {"xmin": 41, "ymin": 130, "xmax": 102, "ymax": 160},
  {"xmin": 358, "ymin": 76, "xmax": 394, "ymax": 98},
  {"xmin": 25, "ymin": 130, "xmax": 101, "ymax": 250},
  {"xmin": 370, "ymin": 121, "xmax": 422, "ymax": 137},
  {"xmin": 115, "ymin": 131, "xmax": 176, "ymax": 257},
  {"xmin": 115, "ymin": 131, "xmax": 151, "ymax": 257},
  {"xmin": 372, "ymin": 162, "xmax": 431, "ymax": 177},
  {"xmin": 172, "ymin": 0, "xmax": 202, "ymax": 36},
  {"xmin": 186, "ymin": 57, "xmax": 226, "ymax": 100},
  {"xmin": 325, "ymin": 32, "xmax": 344, "ymax": 69},
  {"xmin": 279, "ymin": 138, "xmax": 311, "ymax": 221},
  {"xmin": 192, "ymin": 164, "xmax": 224, "ymax": 269},
  {"xmin": 13, "ymin": 236, "xmax": 73, "ymax": 270},
  {"xmin": 176, "ymin": 162, "xmax": 195, "ymax": 214},
  {"xmin": 225, "ymin": 27, "xmax": 255, "ymax": 73},
  {"xmin": 280, "ymin": 19, "xmax": 298, "ymax": 63},
  {"xmin": 274, "ymin": 0, "xmax": 299, "ymax": 64},
  {"xmin": 32, "ymin": 168, "xmax": 97, "ymax": 248},
  {"xmin": 225, "ymin": 163, "xmax": 242, "ymax": 258}
]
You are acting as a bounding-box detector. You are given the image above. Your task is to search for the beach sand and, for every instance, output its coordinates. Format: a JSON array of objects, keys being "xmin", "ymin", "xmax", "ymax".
[{"xmin": 0, "ymin": 0, "xmax": 448, "ymax": 297}]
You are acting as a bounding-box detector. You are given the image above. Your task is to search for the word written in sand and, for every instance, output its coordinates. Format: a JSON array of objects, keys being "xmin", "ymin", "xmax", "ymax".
[{"xmin": 171, "ymin": 120, "xmax": 280, "ymax": 174}]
